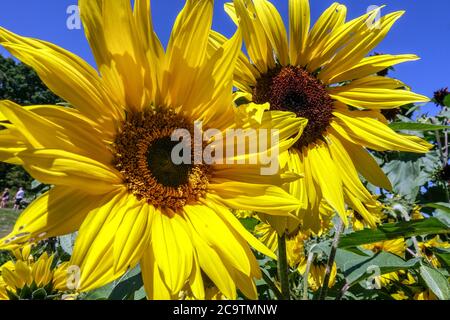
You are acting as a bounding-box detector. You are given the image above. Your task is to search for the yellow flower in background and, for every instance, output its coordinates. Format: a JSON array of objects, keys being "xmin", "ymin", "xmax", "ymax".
[
  {"xmin": 363, "ymin": 238, "xmax": 406, "ymax": 287},
  {"xmin": 411, "ymin": 205, "xmax": 424, "ymax": 220},
  {"xmin": 255, "ymin": 221, "xmax": 336, "ymax": 291},
  {"xmin": 299, "ymin": 263, "xmax": 337, "ymax": 292},
  {"xmin": 363, "ymin": 238, "xmax": 406, "ymax": 257},
  {"xmin": 391, "ymin": 290, "xmax": 409, "ymax": 300},
  {"xmin": 214, "ymin": 0, "xmax": 432, "ymax": 234},
  {"xmin": 350, "ymin": 207, "xmax": 385, "ymax": 231},
  {"xmin": 255, "ymin": 221, "xmax": 312, "ymax": 268},
  {"xmin": 0, "ymin": 0, "xmax": 307, "ymax": 300},
  {"xmin": 0, "ymin": 247, "xmax": 67, "ymax": 300},
  {"xmin": 414, "ymin": 290, "xmax": 437, "ymax": 300},
  {"xmin": 418, "ymin": 236, "xmax": 450, "ymax": 268}
]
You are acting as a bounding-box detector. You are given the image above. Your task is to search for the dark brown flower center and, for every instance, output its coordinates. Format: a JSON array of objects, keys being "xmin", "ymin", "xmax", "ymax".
[
  {"xmin": 253, "ymin": 66, "xmax": 334, "ymax": 148},
  {"xmin": 113, "ymin": 108, "xmax": 210, "ymax": 211}
]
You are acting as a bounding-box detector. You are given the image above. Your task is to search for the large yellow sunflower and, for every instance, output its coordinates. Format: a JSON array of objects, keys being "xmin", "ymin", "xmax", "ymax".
[
  {"xmin": 217, "ymin": 0, "xmax": 432, "ymax": 234},
  {"xmin": 0, "ymin": 0, "xmax": 307, "ymax": 299}
]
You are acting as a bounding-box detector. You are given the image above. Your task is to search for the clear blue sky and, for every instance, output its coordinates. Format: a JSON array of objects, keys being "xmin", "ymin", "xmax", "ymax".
[{"xmin": 0, "ymin": 1, "xmax": 449, "ymax": 114}]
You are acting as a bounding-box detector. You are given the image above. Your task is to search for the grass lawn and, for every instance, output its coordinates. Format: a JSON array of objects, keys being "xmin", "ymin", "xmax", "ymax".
[{"xmin": 0, "ymin": 208, "xmax": 20, "ymax": 238}]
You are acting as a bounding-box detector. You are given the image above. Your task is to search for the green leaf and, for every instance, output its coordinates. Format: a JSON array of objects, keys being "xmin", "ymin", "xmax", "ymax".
[
  {"xmin": 419, "ymin": 264, "xmax": 450, "ymax": 300},
  {"xmin": 389, "ymin": 122, "xmax": 450, "ymax": 131},
  {"xmin": 335, "ymin": 249, "xmax": 420, "ymax": 286},
  {"xmin": 423, "ymin": 203, "xmax": 450, "ymax": 227},
  {"xmin": 109, "ymin": 266, "xmax": 145, "ymax": 300},
  {"xmin": 339, "ymin": 218, "xmax": 450, "ymax": 249},
  {"xmin": 382, "ymin": 152, "xmax": 440, "ymax": 200},
  {"xmin": 433, "ymin": 250, "xmax": 450, "ymax": 269},
  {"xmin": 58, "ymin": 232, "xmax": 77, "ymax": 255},
  {"xmin": 425, "ymin": 202, "xmax": 450, "ymax": 212},
  {"xmin": 239, "ymin": 217, "xmax": 259, "ymax": 232},
  {"xmin": 84, "ymin": 266, "xmax": 145, "ymax": 300},
  {"xmin": 84, "ymin": 283, "xmax": 114, "ymax": 300},
  {"xmin": 31, "ymin": 179, "xmax": 42, "ymax": 190},
  {"xmin": 444, "ymin": 94, "xmax": 450, "ymax": 108}
]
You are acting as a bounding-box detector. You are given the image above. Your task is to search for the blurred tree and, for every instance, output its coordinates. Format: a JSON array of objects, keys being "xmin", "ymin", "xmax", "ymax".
[{"xmin": 0, "ymin": 54, "xmax": 62, "ymax": 192}]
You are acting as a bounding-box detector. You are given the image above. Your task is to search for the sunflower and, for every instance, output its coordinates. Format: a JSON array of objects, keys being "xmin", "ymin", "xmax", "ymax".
[
  {"xmin": 0, "ymin": 246, "xmax": 68, "ymax": 300},
  {"xmin": 0, "ymin": 0, "xmax": 307, "ymax": 300},
  {"xmin": 418, "ymin": 236, "xmax": 450, "ymax": 268},
  {"xmin": 215, "ymin": 0, "xmax": 432, "ymax": 234},
  {"xmin": 362, "ymin": 238, "xmax": 406, "ymax": 287},
  {"xmin": 255, "ymin": 221, "xmax": 336, "ymax": 291}
]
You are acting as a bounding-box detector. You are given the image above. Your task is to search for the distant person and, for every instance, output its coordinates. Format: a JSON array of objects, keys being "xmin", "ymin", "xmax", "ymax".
[
  {"xmin": 13, "ymin": 187, "xmax": 25, "ymax": 211},
  {"xmin": 1, "ymin": 188, "xmax": 10, "ymax": 208}
]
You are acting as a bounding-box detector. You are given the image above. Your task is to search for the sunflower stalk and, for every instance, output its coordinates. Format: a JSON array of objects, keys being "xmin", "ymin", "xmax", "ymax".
[
  {"xmin": 319, "ymin": 218, "xmax": 344, "ymax": 300},
  {"xmin": 261, "ymin": 269, "xmax": 284, "ymax": 300},
  {"xmin": 396, "ymin": 205, "xmax": 422, "ymax": 256},
  {"xmin": 302, "ymin": 250, "xmax": 316, "ymax": 300},
  {"xmin": 277, "ymin": 233, "xmax": 290, "ymax": 300},
  {"xmin": 444, "ymin": 129, "xmax": 448, "ymax": 165}
]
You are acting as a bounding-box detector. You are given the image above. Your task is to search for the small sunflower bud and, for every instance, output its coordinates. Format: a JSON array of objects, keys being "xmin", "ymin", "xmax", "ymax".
[{"xmin": 433, "ymin": 87, "xmax": 449, "ymax": 107}]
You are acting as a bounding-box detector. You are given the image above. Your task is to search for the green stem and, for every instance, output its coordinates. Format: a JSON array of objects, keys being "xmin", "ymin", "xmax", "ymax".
[
  {"xmin": 398, "ymin": 206, "xmax": 421, "ymax": 256},
  {"xmin": 277, "ymin": 233, "xmax": 290, "ymax": 300},
  {"xmin": 302, "ymin": 250, "xmax": 315, "ymax": 300},
  {"xmin": 319, "ymin": 218, "xmax": 344, "ymax": 300},
  {"xmin": 261, "ymin": 269, "xmax": 283, "ymax": 300}
]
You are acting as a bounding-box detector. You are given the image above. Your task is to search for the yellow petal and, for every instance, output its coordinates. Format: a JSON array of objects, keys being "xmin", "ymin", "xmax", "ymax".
[
  {"xmin": 232, "ymin": 0, "xmax": 275, "ymax": 73},
  {"xmin": 70, "ymin": 190, "xmax": 129, "ymax": 292},
  {"xmin": 0, "ymin": 101, "xmax": 112, "ymax": 164},
  {"xmin": 0, "ymin": 126, "xmax": 27, "ymax": 165},
  {"xmin": 1, "ymin": 267, "xmax": 24, "ymax": 289},
  {"xmin": 186, "ymin": 29, "xmax": 242, "ymax": 130},
  {"xmin": 162, "ymin": 0, "xmax": 213, "ymax": 109},
  {"xmin": 305, "ymin": 2, "xmax": 347, "ymax": 68},
  {"xmin": 32, "ymin": 253, "xmax": 53, "ymax": 286},
  {"xmin": 306, "ymin": 142, "xmax": 347, "ymax": 224},
  {"xmin": 307, "ymin": 6, "xmax": 379, "ymax": 72},
  {"xmin": 188, "ymin": 258, "xmax": 205, "ymax": 300},
  {"xmin": 289, "ymin": 0, "xmax": 310, "ymax": 66},
  {"xmin": 18, "ymin": 149, "xmax": 122, "ymax": 195},
  {"xmin": 151, "ymin": 211, "xmax": 193, "ymax": 294},
  {"xmin": 254, "ymin": 0, "xmax": 289, "ymax": 65},
  {"xmin": 328, "ymin": 134, "xmax": 376, "ymax": 203},
  {"xmin": 327, "ymin": 54, "xmax": 420, "ymax": 84},
  {"xmin": 184, "ymin": 204, "xmax": 251, "ymax": 276},
  {"xmin": 0, "ymin": 27, "xmax": 122, "ymax": 132},
  {"xmin": 329, "ymin": 76, "xmax": 430, "ymax": 109},
  {"xmin": 209, "ymin": 30, "xmax": 259, "ymax": 93},
  {"xmin": 189, "ymin": 229, "xmax": 237, "ymax": 299},
  {"xmin": 231, "ymin": 268, "xmax": 258, "ymax": 300},
  {"xmin": 208, "ymin": 183, "xmax": 301, "ymax": 216},
  {"xmin": 79, "ymin": 0, "xmax": 155, "ymax": 111},
  {"xmin": 204, "ymin": 197, "xmax": 276, "ymax": 260},
  {"xmin": 333, "ymin": 133, "xmax": 392, "ymax": 190},
  {"xmin": 332, "ymin": 110, "xmax": 433, "ymax": 153},
  {"xmin": 319, "ymin": 11, "xmax": 404, "ymax": 81},
  {"xmin": 141, "ymin": 245, "xmax": 173, "ymax": 300},
  {"xmin": 0, "ymin": 187, "xmax": 107, "ymax": 249},
  {"xmin": 113, "ymin": 200, "xmax": 153, "ymax": 273}
]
